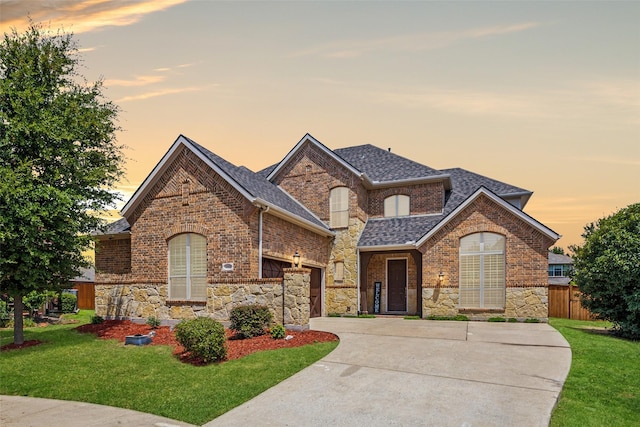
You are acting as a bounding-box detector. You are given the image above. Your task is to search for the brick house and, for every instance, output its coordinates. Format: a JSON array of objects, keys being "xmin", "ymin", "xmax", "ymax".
[{"xmin": 94, "ymin": 134, "xmax": 559, "ymax": 326}]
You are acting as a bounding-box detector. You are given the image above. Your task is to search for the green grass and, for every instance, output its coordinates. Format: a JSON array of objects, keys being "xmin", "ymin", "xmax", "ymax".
[
  {"xmin": 0, "ymin": 310, "xmax": 338, "ymax": 425},
  {"xmin": 549, "ymin": 318, "xmax": 640, "ymax": 427}
]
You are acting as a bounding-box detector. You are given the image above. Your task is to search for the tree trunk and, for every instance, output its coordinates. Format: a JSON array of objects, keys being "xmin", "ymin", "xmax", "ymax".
[{"xmin": 13, "ymin": 294, "xmax": 24, "ymax": 345}]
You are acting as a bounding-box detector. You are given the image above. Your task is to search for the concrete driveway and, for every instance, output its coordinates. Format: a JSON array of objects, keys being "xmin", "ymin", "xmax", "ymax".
[{"xmin": 206, "ymin": 317, "xmax": 571, "ymax": 427}]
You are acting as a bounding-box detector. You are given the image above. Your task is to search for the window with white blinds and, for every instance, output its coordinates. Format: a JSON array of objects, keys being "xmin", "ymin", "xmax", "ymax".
[
  {"xmin": 330, "ymin": 187, "xmax": 349, "ymax": 228},
  {"xmin": 459, "ymin": 232, "xmax": 505, "ymax": 309},
  {"xmin": 169, "ymin": 233, "xmax": 207, "ymax": 300},
  {"xmin": 384, "ymin": 194, "xmax": 410, "ymax": 217}
]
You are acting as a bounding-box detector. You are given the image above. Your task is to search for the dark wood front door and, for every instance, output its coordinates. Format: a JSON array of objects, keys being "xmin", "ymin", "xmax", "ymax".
[
  {"xmin": 388, "ymin": 259, "xmax": 407, "ymax": 311},
  {"xmin": 309, "ymin": 267, "xmax": 322, "ymax": 318}
]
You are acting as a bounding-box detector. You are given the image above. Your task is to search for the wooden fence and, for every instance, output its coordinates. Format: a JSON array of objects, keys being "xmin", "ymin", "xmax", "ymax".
[
  {"xmin": 548, "ymin": 285, "xmax": 596, "ymax": 320},
  {"xmin": 72, "ymin": 283, "xmax": 95, "ymax": 310}
]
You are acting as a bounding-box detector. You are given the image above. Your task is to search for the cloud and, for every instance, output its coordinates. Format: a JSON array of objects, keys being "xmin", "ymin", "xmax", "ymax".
[
  {"xmin": 292, "ymin": 22, "xmax": 542, "ymax": 58},
  {"xmin": 105, "ymin": 74, "xmax": 167, "ymax": 87},
  {"xmin": 0, "ymin": 0, "xmax": 188, "ymax": 34},
  {"xmin": 115, "ymin": 84, "xmax": 218, "ymax": 103}
]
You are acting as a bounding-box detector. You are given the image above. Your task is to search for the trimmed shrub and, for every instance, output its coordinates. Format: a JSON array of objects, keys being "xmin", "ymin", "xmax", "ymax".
[
  {"xmin": 488, "ymin": 317, "xmax": 506, "ymax": 322},
  {"xmin": 508, "ymin": 318, "xmax": 519, "ymax": 323},
  {"xmin": 174, "ymin": 317, "xmax": 227, "ymax": 363},
  {"xmin": 146, "ymin": 316, "xmax": 161, "ymax": 329},
  {"xmin": 270, "ymin": 324, "xmax": 286, "ymax": 339},
  {"xmin": 230, "ymin": 304, "xmax": 273, "ymax": 339},
  {"xmin": 60, "ymin": 293, "xmax": 77, "ymax": 313},
  {"xmin": 91, "ymin": 315, "xmax": 104, "ymax": 324}
]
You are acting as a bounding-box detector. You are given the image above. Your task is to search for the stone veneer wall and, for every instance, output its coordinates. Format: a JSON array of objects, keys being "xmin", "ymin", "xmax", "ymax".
[
  {"xmin": 95, "ymin": 269, "xmax": 311, "ymax": 329},
  {"xmin": 422, "ymin": 287, "xmax": 548, "ymax": 321},
  {"xmin": 325, "ymin": 218, "xmax": 364, "ymax": 315}
]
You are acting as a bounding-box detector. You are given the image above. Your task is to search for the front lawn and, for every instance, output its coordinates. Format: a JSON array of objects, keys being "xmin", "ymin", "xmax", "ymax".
[
  {"xmin": 0, "ymin": 311, "xmax": 338, "ymax": 425},
  {"xmin": 549, "ymin": 318, "xmax": 640, "ymax": 427}
]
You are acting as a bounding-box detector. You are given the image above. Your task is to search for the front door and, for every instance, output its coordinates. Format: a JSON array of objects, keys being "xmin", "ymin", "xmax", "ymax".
[
  {"xmin": 309, "ymin": 267, "xmax": 322, "ymax": 318},
  {"xmin": 387, "ymin": 259, "xmax": 407, "ymax": 311}
]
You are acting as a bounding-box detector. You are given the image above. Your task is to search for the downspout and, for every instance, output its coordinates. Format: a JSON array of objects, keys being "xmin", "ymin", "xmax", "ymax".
[
  {"xmin": 258, "ymin": 205, "xmax": 269, "ymax": 279},
  {"xmin": 356, "ymin": 247, "xmax": 361, "ymax": 315}
]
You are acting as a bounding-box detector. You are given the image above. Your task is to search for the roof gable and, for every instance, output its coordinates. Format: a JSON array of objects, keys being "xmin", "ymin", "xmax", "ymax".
[
  {"xmin": 416, "ymin": 186, "xmax": 560, "ymax": 246},
  {"xmin": 121, "ymin": 135, "xmax": 332, "ymax": 237}
]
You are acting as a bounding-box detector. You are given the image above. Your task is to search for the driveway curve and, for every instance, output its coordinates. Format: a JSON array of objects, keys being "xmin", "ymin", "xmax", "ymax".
[{"xmin": 206, "ymin": 317, "xmax": 571, "ymax": 427}]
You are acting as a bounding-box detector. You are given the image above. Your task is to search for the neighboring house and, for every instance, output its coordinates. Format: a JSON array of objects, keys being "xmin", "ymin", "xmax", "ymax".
[
  {"xmin": 95, "ymin": 134, "xmax": 559, "ymax": 325},
  {"xmin": 548, "ymin": 252, "xmax": 574, "ymax": 285}
]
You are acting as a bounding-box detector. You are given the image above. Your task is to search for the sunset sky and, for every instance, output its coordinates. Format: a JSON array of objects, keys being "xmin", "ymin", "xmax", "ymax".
[{"xmin": 2, "ymin": 0, "xmax": 638, "ymax": 251}]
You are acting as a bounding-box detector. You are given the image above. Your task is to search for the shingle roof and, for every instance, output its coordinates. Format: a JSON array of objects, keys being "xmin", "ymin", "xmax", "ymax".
[
  {"xmin": 94, "ymin": 217, "xmax": 130, "ymax": 236},
  {"xmin": 187, "ymin": 138, "xmax": 328, "ymax": 231},
  {"xmin": 549, "ymin": 252, "xmax": 573, "ymax": 265},
  {"xmin": 358, "ymin": 168, "xmax": 534, "ymax": 248},
  {"xmin": 334, "ymin": 144, "xmax": 445, "ymax": 182}
]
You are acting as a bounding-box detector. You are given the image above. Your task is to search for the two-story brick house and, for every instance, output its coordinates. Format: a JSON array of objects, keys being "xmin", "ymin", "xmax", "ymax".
[{"xmin": 95, "ymin": 133, "xmax": 559, "ymax": 325}]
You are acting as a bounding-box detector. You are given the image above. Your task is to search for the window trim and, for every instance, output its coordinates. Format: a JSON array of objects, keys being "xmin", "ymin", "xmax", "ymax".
[
  {"xmin": 168, "ymin": 233, "xmax": 207, "ymax": 301},
  {"xmin": 384, "ymin": 194, "xmax": 410, "ymax": 217},
  {"xmin": 329, "ymin": 186, "xmax": 349, "ymax": 228},
  {"xmin": 459, "ymin": 232, "xmax": 505, "ymax": 309}
]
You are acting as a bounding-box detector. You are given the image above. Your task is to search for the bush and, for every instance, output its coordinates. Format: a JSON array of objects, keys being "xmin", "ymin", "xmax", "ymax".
[
  {"xmin": 146, "ymin": 316, "xmax": 161, "ymax": 329},
  {"xmin": 0, "ymin": 300, "xmax": 11, "ymax": 327},
  {"xmin": 524, "ymin": 318, "xmax": 541, "ymax": 323},
  {"xmin": 426, "ymin": 315, "xmax": 469, "ymax": 321},
  {"xmin": 270, "ymin": 324, "xmax": 286, "ymax": 339},
  {"xmin": 488, "ymin": 317, "xmax": 506, "ymax": 322},
  {"xmin": 571, "ymin": 203, "xmax": 640, "ymax": 340},
  {"xmin": 174, "ymin": 317, "xmax": 227, "ymax": 363},
  {"xmin": 229, "ymin": 304, "xmax": 273, "ymax": 339},
  {"xmin": 508, "ymin": 318, "xmax": 518, "ymax": 323},
  {"xmin": 60, "ymin": 293, "xmax": 77, "ymax": 313},
  {"xmin": 91, "ymin": 315, "xmax": 104, "ymax": 324}
]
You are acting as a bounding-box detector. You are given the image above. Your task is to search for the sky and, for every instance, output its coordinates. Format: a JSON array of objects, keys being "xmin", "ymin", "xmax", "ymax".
[{"xmin": 2, "ymin": 0, "xmax": 639, "ymax": 251}]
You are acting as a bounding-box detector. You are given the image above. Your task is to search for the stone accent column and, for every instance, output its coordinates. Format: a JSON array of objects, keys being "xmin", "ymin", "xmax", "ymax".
[{"xmin": 283, "ymin": 267, "xmax": 310, "ymax": 330}]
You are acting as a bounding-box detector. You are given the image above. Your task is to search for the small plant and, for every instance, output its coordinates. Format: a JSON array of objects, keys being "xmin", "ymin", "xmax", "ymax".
[
  {"xmin": 174, "ymin": 317, "xmax": 227, "ymax": 363},
  {"xmin": 327, "ymin": 312, "xmax": 341, "ymax": 317},
  {"xmin": 404, "ymin": 315, "xmax": 421, "ymax": 320},
  {"xmin": 488, "ymin": 317, "xmax": 506, "ymax": 322},
  {"xmin": 60, "ymin": 293, "xmax": 77, "ymax": 313},
  {"xmin": 146, "ymin": 316, "xmax": 161, "ymax": 329},
  {"xmin": 270, "ymin": 324, "xmax": 286, "ymax": 339},
  {"xmin": 524, "ymin": 318, "xmax": 541, "ymax": 323},
  {"xmin": 508, "ymin": 318, "xmax": 518, "ymax": 323},
  {"xmin": 230, "ymin": 304, "xmax": 273, "ymax": 339},
  {"xmin": 426, "ymin": 315, "xmax": 469, "ymax": 321},
  {"xmin": 91, "ymin": 315, "xmax": 104, "ymax": 324}
]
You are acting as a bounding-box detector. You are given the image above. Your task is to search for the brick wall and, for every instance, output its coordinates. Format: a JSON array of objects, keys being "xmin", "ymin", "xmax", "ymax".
[
  {"xmin": 95, "ymin": 237, "xmax": 131, "ymax": 274},
  {"xmin": 368, "ymin": 182, "xmax": 444, "ymax": 217},
  {"xmin": 262, "ymin": 213, "xmax": 331, "ymax": 267},
  {"xmin": 420, "ymin": 194, "xmax": 555, "ymax": 319}
]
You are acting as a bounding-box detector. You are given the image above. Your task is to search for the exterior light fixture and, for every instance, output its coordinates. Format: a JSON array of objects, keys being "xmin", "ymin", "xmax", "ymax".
[
  {"xmin": 438, "ymin": 271, "xmax": 445, "ymax": 284},
  {"xmin": 293, "ymin": 251, "xmax": 301, "ymax": 268}
]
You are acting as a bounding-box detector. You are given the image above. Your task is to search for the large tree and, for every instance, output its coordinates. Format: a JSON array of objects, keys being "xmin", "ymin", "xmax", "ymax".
[
  {"xmin": 570, "ymin": 203, "xmax": 640, "ymax": 340},
  {"xmin": 0, "ymin": 23, "xmax": 124, "ymax": 344}
]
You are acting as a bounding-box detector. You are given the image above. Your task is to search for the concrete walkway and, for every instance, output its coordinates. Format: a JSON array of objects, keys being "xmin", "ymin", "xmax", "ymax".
[
  {"xmin": 1, "ymin": 318, "xmax": 571, "ymax": 426},
  {"xmin": 206, "ymin": 317, "xmax": 572, "ymax": 427}
]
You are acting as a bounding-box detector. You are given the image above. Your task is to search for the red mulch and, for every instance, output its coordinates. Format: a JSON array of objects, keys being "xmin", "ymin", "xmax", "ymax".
[
  {"xmin": 74, "ymin": 320, "xmax": 337, "ymax": 365},
  {"xmin": 1, "ymin": 340, "xmax": 43, "ymax": 351}
]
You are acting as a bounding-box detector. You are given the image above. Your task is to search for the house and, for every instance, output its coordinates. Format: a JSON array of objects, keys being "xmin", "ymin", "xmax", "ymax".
[
  {"xmin": 94, "ymin": 134, "xmax": 559, "ymax": 327},
  {"xmin": 548, "ymin": 252, "xmax": 573, "ymax": 285}
]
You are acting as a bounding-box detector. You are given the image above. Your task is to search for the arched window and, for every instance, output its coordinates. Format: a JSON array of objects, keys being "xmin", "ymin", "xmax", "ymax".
[
  {"xmin": 168, "ymin": 233, "xmax": 207, "ymax": 300},
  {"xmin": 330, "ymin": 187, "xmax": 349, "ymax": 228},
  {"xmin": 384, "ymin": 195, "xmax": 410, "ymax": 217},
  {"xmin": 459, "ymin": 232, "xmax": 505, "ymax": 308}
]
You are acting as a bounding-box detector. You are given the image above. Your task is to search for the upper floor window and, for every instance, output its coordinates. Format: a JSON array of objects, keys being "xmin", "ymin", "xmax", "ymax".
[
  {"xmin": 168, "ymin": 233, "xmax": 207, "ymax": 300},
  {"xmin": 548, "ymin": 264, "xmax": 571, "ymax": 277},
  {"xmin": 330, "ymin": 186, "xmax": 349, "ymax": 228},
  {"xmin": 384, "ymin": 194, "xmax": 410, "ymax": 217},
  {"xmin": 459, "ymin": 232, "xmax": 505, "ymax": 309}
]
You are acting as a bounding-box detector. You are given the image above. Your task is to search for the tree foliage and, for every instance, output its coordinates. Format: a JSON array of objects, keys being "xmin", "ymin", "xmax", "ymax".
[
  {"xmin": 570, "ymin": 203, "xmax": 640, "ymax": 340},
  {"xmin": 0, "ymin": 23, "xmax": 124, "ymax": 344},
  {"xmin": 550, "ymin": 246, "xmax": 565, "ymax": 255}
]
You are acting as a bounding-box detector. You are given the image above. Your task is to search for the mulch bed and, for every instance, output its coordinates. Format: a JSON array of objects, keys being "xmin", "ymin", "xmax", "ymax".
[{"xmin": 1, "ymin": 320, "xmax": 338, "ymax": 363}]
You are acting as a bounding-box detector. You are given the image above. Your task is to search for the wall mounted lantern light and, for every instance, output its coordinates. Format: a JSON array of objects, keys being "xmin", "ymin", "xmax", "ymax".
[
  {"xmin": 293, "ymin": 251, "xmax": 301, "ymax": 268},
  {"xmin": 438, "ymin": 271, "xmax": 445, "ymax": 284}
]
